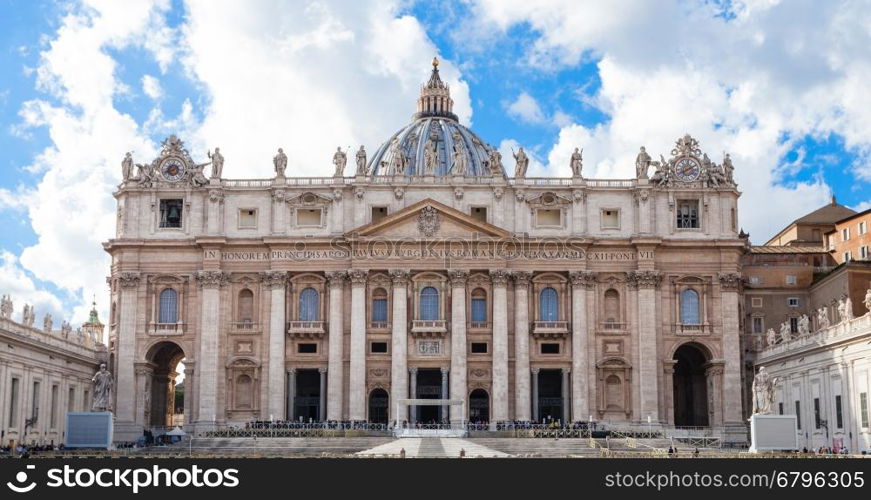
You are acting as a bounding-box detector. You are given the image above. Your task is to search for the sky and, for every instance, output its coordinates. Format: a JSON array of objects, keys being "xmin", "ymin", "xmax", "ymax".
[{"xmin": 1, "ymin": 0, "xmax": 870, "ymax": 327}]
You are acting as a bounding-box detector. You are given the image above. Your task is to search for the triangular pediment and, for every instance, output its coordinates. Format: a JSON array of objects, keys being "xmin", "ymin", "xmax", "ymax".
[{"xmin": 349, "ymin": 198, "xmax": 511, "ymax": 239}]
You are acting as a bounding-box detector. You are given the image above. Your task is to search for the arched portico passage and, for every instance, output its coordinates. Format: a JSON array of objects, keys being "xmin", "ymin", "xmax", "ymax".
[
  {"xmin": 469, "ymin": 388, "xmax": 490, "ymax": 424},
  {"xmin": 368, "ymin": 388, "xmax": 389, "ymax": 424},
  {"xmin": 145, "ymin": 341, "xmax": 185, "ymax": 429},
  {"xmin": 672, "ymin": 343, "xmax": 710, "ymax": 427}
]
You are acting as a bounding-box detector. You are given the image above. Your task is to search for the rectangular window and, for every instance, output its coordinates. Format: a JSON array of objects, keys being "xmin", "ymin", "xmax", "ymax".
[
  {"xmin": 471, "ymin": 342, "xmax": 488, "ymax": 354},
  {"xmin": 370, "ymin": 342, "xmax": 388, "ymax": 354},
  {"xmin": 601, "ymin": 209, "xmax": 620, "ymax": 229},
  {"xmin": 470, "ymin": 206, "xmax": 487, "ymax": 223},
  {"xmin": 859, "ymin": 221, "xmax": 867, "ymax": 235},
  {"xmin": 31, "ymin": 381, "xmax": 40, "ymax": 420},
  {"xmin": 471, "ymin": 298, "xmax": 487, "ymax": 323},
  {"xmin": 676, "ymin": 200, "xmax": 700, "ymax": 229},
  {"xmin": 789, "ymin": 317, "xmax": 798, "ymax": 334},
  {"xmin": 814, "ymin": 397, "xmax": 821, "ymax": 429},
  {"xmin": 835, "ymin": 395, "xmax": 843, "ymax": 429},
  {"xmin": 297, "ymin": 343, "xmax": 317, "ymax": 354},
  {"xmin": 785, "ymin": 275, "xmax": 797, "ymax": 285},
  {"xmin": 540, "ymin": 343, "xmax": 560, "ymax": 354},
  {"xmin": 68, "ymin": 387, "xmax": 76, "ymax": 413},
  {"xmin": 752, "ymin": 317, "xmax": 763, "ymax": 334},
  {"xmin": 536, "ymin": 209, "xmax": 561, "ymax": 227},
  {"xmin": 787, "ymin": 297, "xmax": 799, "ymax": 307},
  {"xmin": 842, "ymin": 228, "xmax": 850, "ymax": 240},
  {"xmin": 50, "ymin": 384, "xmax": 59, "ymax": 428},
  {"xmin": 778, "ymin": 402, "xmax": 784, "ymax": 415},
  {"xmin": 159, "ymin": 199, "xmax": 183, "ymax": 228},
  {"xmin": 371, "ymin": 206, "xmax": 387, "ymax": 223},
  {"xmin": 860, "ymin": 246, "xmax": 869, "ymax": 260},
  {"xmin": 861, "ymin": 392, "xmax": 869, "ymax": 428},
  {"xmin": 795, "ymin": 401, "xmax": 802, "ymax": 430},
  {"xmin": 9, "ymin": 377, "xmax": 19, "ymax": 427},
  {"xmin": 372, "ymin": 298, "xmax": 388, "ymax": 323},
  {"xmin": 297, "ymin": 209, "xmax": 322, "ymax": 226},
  {"xmin": 751, "ymin": 297, "xmax": 763, "ymax": 308},
  {"xmin": 844, "ymin": 251, "xmax": 851, "ymax": 262},
  {"xmin": 749, "ymin": 276, "xmax": 762, "ymax": 285},
  {"xmin": 83, "ymin": 390, "xmax": 89, "ymax": 410},
  {"xmin": 238, "ymin": 208, "xmax": 257, "ymax": 229}
]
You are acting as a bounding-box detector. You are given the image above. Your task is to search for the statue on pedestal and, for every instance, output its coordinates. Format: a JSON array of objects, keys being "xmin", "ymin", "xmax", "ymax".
[
  {"xmin": 355, "ymin": 145, "xmax": 367, "ymax": 175},
  {"xmin": 0, "ymin": 295, "xmax": 11, "ymax": 319},
  {"xmin": 91, "ymin": 363, "xmax": 114, "ymax": 412},
  {"xmin": 817, "ymin": 306, "xmax": 830, "ymax": 330},
  {"xmin": 513, "ymin": 147, "xmax": 528, "ymax": 178},
  {"xmin": 765, "ymin": 328, "xmax": 777, "ymax": 347},
  {"xmin": 797, "ymin": 314, "xmax": 810, "ymax": 336},
  {"xmin": 570, "ymin": 147, "xmax": 583, "ymax": 178},
  {"xmin": 451, "ymin": 132, "xmax": 468, "ymax": 176},
  {"xmin": 752, "ymin": 367, "xmax": 777, "ymax": 415},
  {"xmin": 208, "ymin": 148, "xmax": 224, "ymax": 179},
  {"xmin": 61, "ymin": 320, "xmax": 71, "ymax": 338},
  {"xmin": 488, "ymin": 148, "xmax": 503, "ymax": 176},
  {"xmin": 865, "ymin": 286, "xmax": 871, "ymax": 314},
  {"xmin": 273, "ymin": 148, "xmax": 287, "ymax": 178},
  {"xmin": 635, "ymin": 146, "xmax": 651, "ymax": 179},
  {"xmin": 423, "ymin": 137, "xmax": 438, "ymax": 175},
  {"xmin": 779, "ymin": 321, "xmax": 791, "ymax": 343},
  {"xmin": 43, "ymin": 313, "xmax": 53, "ymax": 332},
  {"xmin": 121, "ymin": 152, "xmax": 134, "ymax": 182},
  {"xmin": 22, "ymin": 304, "xmax": 35, "ymax": 327},
  {"xmin": 333, "ymin": 147, "xmax": 347, "ymax": 177},
  {"xmin": 838, "ymin": 295, "xmax": 853, "ymax": 322}
]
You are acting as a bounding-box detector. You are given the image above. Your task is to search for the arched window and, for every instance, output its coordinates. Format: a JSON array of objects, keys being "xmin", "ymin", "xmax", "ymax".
[
  {"xmin": 420, "ymin": 287, "xmax": 439, "ymax": 321},
  {"xmin": 299, "ymin": 288, "xmax": 319, "ymax": 321},
  {"xmin": 471, "ymin": 288, "xmax": 487, "ymax": 323},
  {"xmin": 604, "ymin": 289, "xmax": 620, "ymax": 327},
  {"xmin": 539, "ymin": 287, "xmax": 558, "ymax": 321},
  {"xmin": 372, "ymin": 288, "xmax": 388, "ymax": 323},
  {"xmin": 237, "ymin": 289, "xmax": 254, "ymax": 324},
  {"xmin": 158, "ymin": 288, "xmax": 178, "ymax": 323},
  {"xmin": 235, "ymin": 375, "xmax": 252, "ymax": 409},
  {"xmin": 680, "ymin": 289, "xmax": 700, "ymax": 325}
]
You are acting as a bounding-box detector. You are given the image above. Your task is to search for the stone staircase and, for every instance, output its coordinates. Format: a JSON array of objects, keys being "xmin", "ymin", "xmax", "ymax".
[
  {"xmin": 178, "ymin": 437, "xmax": 395, "ymax": 455},
  {"xmin": 468, "ymin": 438, "xmax": 602, "ymax": 457}
]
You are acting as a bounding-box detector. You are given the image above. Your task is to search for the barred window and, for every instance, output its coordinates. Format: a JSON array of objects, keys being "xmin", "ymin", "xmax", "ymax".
[
  {"xmin": 299, "ymin": 288, "xmax": 319, "ymax": 321},
  {"xmin": 680, "ymin": 288, "xmax": 700, "ymax": 325},
  {"xmin": 420, "ymin": 287, "xmax": 439, "ymax": 321},
  {"xmin": 158, "ymin": 288, "xmax": 178, "ymax": 323},
  {"xmin": 372, "ymin": 288, "xmax": 388, "ymax": 323},
  {"xmin": 539, "ymin": 287, "xmax": 558, "ymax": 321},
  {"xmin": 676, "ymin": 200, "xmax": 699, "ymax": 229},
  {"xmin": 471, "ymin": 288, "xmax": 487, "ymax": 323}
]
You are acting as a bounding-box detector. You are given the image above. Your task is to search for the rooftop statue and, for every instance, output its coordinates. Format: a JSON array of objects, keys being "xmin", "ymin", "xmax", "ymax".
[
  {"xmin": 355, "ymin": 145, "xmax": 367, "ymax": 175},
  {"xmin": 635, "ymin": 146, "xmax": 651, "ymax": 179},
  {"xmin": 570, "ymin": 147, "xmax": 583, "ymax": 178},
  {"xmin": 208, "ymin": 147, "xmax": 224, "ymax": 179},
  {"xmin": 0, "ymin": 294, "xmax": 11, "ymax": 319},
  {"xmin": 333, "ymin": 147, "xmax": 347, "ymax": 177},
  {"xmin": 121, "ymin": 152, "xmax": 134, "ymax": 182},
  {"xmin": 273, "ymin": 148, "xmax": 288, "ymax": 177},
  {"xmin": 513, "ymin": 147, "xmax": 529, "ymax": 178},
  {"xmin": 451, "ymin": 132, "xmax": 468, "ymax": 176}
]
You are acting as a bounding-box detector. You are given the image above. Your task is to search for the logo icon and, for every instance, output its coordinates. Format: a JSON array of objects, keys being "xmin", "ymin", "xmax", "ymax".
[{"xmin": 7, "ymin": 465, "xmax": 37, "ymax": 493}]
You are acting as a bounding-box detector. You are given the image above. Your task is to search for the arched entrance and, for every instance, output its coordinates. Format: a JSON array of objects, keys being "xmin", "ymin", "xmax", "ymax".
[
  {"xmin": 469, "ymin": 389, "xmax": 490, "ymax": 424},
  {"xmin": 672, "ymin": 343, "xmax": 709, "ymax": 426},
  {"xmin": 145, "ymin": 341, "xmax": 185, "ymax": 429},
  {"xmin": 368, "ymin": 389, "xmax": 388, "ymax": 424}
]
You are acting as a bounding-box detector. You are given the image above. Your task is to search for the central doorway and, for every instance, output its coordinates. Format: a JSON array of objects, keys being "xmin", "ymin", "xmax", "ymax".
[
  {"xmin": 145, "ymin": 341, "xmax": 185, "ymax": 430},
  {"xmin": 415, "ymin": 369, "xmax": 443, "ymax": 424},
  {"xmin": 368, "ymin": 388, "xmax": 388, "ymax": 424},
  {"xmin": 673, "ymin": 343, "xmax": 710, "ymax": 426},
  {"xmin": 293, "ymin": 369, "xmax": 322, "ymax": 422},
  {"xmin": 537, "ymin": 369, "xmax": 563, "ymax": 423},
  {"xmin": 469, "ymin": 389, "xmax": 490, "ymax": 424}
]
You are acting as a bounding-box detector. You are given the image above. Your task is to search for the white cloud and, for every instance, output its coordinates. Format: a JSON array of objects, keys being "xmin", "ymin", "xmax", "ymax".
[
  {"xmin": 467, "ymin": 0, "xmax": 871, "ymax": 243},
  {"xmin": 0, "ymin": 251, "xmax": 65, "ymax": 324},
  {"xmin": 506, "ymin": 91, "xmax": 546, "ymax": 124},
  {"xmin": 141, "ymin": 74, "xmax": 162, "ymax": 100}
]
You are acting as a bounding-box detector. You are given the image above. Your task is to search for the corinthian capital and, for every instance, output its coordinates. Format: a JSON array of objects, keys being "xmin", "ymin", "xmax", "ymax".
[
  {"xmin": 718, "ymin": 272, "xmax": 743, "ymax": 292},
  {"xmin": 347, "ymin": 269, "xmax": 369, "ymax": 284},
  {"xmin": 117, "ymin": 272, "xmax": 141, "ymax": 289},
  {"xmin": 489, "ymin": 269, "xmax": 510, "ymax": 286},
  {"xmin": 569, "ymin": 271, "xmax": 597, "ymax": 289},
  {"xmin": 448, "ymin": 269, "xmax": 469, "ymax": 287},
  {"xmin": 389, "ymin": 269, "xmax": 410, "ymax": 285},
  {"xmin": 627, "ymin": 270, "xmax": 662, "ymax": 289},
  {"xmin": 511, "ymin": 271, "xmax": 532, "ymax": 286},
  {"xmin": 259, "ymin": 271, "xmax": 287, "ymax": 290},
  {"xmin": 195, "ymin": 270, "xmax": 229, "ymax": 289},
  {"xmin": 325, "ymin": 271, "xmax": 347, "ymax": 287}
]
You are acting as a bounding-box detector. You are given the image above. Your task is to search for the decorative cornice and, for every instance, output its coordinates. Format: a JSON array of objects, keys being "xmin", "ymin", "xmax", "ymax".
[
  {"xmin": 208, "ymin": 190, "xmax": 224, "ymax": 204},
  {"xmin": 258, "ymin": 271, "xmax": 287, "ymax": 290},
  {"xmin": 118, "ymin": 272, "xmax": 141, "ymax": 289},
  {"xmin": 196, "ymin": 270, "xmax": 229, "ymax": 289},
  {"xmin": 718, "ymin": 272, "xmax": 742, "ymax": 292},
  {"xmin": 569, "ymin": 271, "xmax": 597, "ymax": 289},
  {"xmin": 627, "ymin": 270, "xmax": 662, "ymax": 289},
  {"xmin": 511, "ymin": 271, "xmax": 532, "ymax": 286},
  {"xmin": 325, "ymin": 271, "xmax": 347, "ymax": 287},
  {"xmin": 348, "ymin": 269, "xmax": 369, "ymax": 284},
  {"xmin": 489, "ymin": 269, "xmax": 510, "ymax": 286},
  {"xmin": 448, "ymin": 269, "xmax": 469, "ymax": 287},
  {"xmin": 389, "ymin": 269, "xmax": 410, "ymax": 285}
]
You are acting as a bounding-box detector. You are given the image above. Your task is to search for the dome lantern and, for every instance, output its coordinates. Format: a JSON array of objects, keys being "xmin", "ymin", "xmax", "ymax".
[{"xmin": 415, "ymin": 56, "xmax": 457, "ymax": 121}]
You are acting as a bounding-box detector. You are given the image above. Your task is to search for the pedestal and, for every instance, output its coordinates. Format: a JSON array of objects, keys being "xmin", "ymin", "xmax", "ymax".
[{"xmin": 749, "ymin": 414, "xmax": 798, "ymax": 453}]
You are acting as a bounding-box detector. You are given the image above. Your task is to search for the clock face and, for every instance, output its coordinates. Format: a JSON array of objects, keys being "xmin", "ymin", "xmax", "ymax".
[
  {"xmin": 160, "ymin": 157, "xmax": 186, "ymax": 181},
  {"xmin": 674, "ymin": 157, "xmax": 700, "ymax": 182}
]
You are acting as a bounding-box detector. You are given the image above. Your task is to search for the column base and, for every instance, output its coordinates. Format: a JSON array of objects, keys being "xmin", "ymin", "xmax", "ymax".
[
  {"xmin": 724, "ymin": 420, "xmax": 750, "ymax": 445},
  {"xmin": 113, "ymin": 420, "xmax": 144, "ymax": 443}
]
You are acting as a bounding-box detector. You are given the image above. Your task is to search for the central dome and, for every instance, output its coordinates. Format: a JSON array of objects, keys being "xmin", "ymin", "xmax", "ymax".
[{"xmin": 368, "ymin": 59, "xmax": 505, "ymax": 177}]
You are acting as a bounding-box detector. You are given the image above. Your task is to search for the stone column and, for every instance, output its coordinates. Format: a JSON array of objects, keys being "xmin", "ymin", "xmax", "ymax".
[
  {"xmin": 409, "ymin": 368, "xmax": 417, "ymax": 424},
  {"xmin": 318, "ymin": 368, "xmax": 327, "ymax": 421},
  {"xmin": 271, "ymin": 189, "xmax": 286, "ymax": 235},
  {"xmin": 389, "ymin": 270, "xmax": 409, "ymax": 424},
  {"xmin": 348, "ymin": 269, "xmax": 369, "ymax": 421},
  {"xmin": 287, "ymin": 368, "xmax": 296, "ymax": 421},
  {"xmin": 183, "ymin": 361, "xmax": 195, "ymax": 426},
  {"xmin": 531, "ymin": 368, "xmax": 540, "ymax": 422},
  {"xmin": 490, "ymin": 269, "xmax": 510, "ymax": 423},
  {"xmin": 662, "ymin": 360, "xmax": 677, "ymax": 426},
  {"xmin": 562, "ymin": 368, "xmax": 571, "ymax": 424},
  {"xmin": 569, "ymin": 271, "xmax": 595, "ymax": 425},
  {"xmin": 628, "ymin": 270, "xmax": 661, "ymax": 423},
  {"xmin": 115, "ymin": 272, "xmax": 140, "ymax": 437},
  {"xmin": 134, "ymin": 363, "xmax": 153, "ymax": 428},
  {"xmin": 719, "ymin": 272, "xmax": 745, "ymax": 437},
  {"xmin": 449, "ymin": 269, "xmax": 469, "ymax": 424},
  {"xmin": 441, "ymin": 367, "xmax": 449, "ymax": 421},
  {"xmin": 325, "ymin": 272, "xmax": 345, "ymax": 421},
  {"xmin": 206, "ymin": 189, "xmax": 224, "ymax": 234},
  {"xmin": 513, "ymin": 271, "xmax": 532, "ymax": 421},
  {"xmin": 705, "ymin": 362, "xmax": 725, "ymax": 427},
  {"xmin": 195, "ymin": 270, "xmax": 227, "ymax": 429},
  {"xmin": 261, "ymin": 271, "xmax": 287, "ymax": 420}
]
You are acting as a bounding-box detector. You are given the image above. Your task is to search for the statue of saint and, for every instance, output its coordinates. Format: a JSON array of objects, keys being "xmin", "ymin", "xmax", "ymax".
[
  {"xmin": 752, "ymin": 367, "xmax": 777, "ymax": 415},
  {"xmin": 839, "ymin": 296, "xmax": 853, "ymax": 322},
  {"xmin": 43, "ymin": 313, "xmax": 53, "ymax": 332},
  {"xmin": 635, "ymin": 146, "xmax": 651, "ymax": 179},
  {"xmin": 817, "ymin": 306, "xmax": 830, "ymax": 330},
  {"xmin": 513, "ymin": 147, "xmax": 529, "ymax": 178},
  {"xmin": 722, "ymin": 153, "xmax": 734, "ymax": 183},
  {"xmin": 451, "ymin": 133, "xmax": 467, "ymax": 175},
  {"xmin": 91, "ymin": 363, "xmax": 114, "ymax": 412},
  {"xmin": 332, "ymin": 147, "xmax": 347, "ymax": 177},
  {"xmin": 489, "ymin": 148, "xmax": 503, "ymax": 176},
  {"xmin": 61, "ymin": 320, "xmax": 71, "ymax": 338},
  {"xmin": 389, "ymin": 138, "xmax": 406, "ymax": 175},
  {"xmin": 798, "ymin": 314, "xmax": 810, "ymax": 335},
  {"xmin": 355, "ymin": 145, "xmax": 367, "ymax": 175},
  {"xmin": 0, "ymin": 294, "xmax": 11, "ymax": 319},
  {"xmin": 779, "ymin": 321, "xmax": 791, "ymax": 342},
  {"xmin": 22, "ymin": 304, "xmax": 34, "ymax": 327},
  {"xmin": 423, "ymin": 138, "xmax": 438, "ymax": 175},
  {"xmin": 570, "ymin": 147, "xmax": 583, "ymax": 178},
  {"xmin": 208, "ymin": 148, "xmax": 224, "ymax": 179},
  {"xmin": 865, "ymin": 286, "xmax": 871, "ymax": 313},
  {"xmin": 121, "ymin": 152, "xmax": 134, "ymax": 182},
  {"xmin": 273, "ymin": 148, "xmax": 287, "ymax": 177},
  {"xmin": 765, "ymin": 328, "xmax": 777, "ymax": 347}
]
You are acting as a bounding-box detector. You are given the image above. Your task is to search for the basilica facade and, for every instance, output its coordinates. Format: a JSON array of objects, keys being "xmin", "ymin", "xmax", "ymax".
[{"xmin": 105, "ymin": 60, "xmax": 747, "ymax": 442}]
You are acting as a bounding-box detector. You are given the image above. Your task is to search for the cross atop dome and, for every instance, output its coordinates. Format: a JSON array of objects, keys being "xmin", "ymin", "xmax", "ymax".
[{"xmin": 416, "ymin": 57, "xmax": 456, "ymax": 121}]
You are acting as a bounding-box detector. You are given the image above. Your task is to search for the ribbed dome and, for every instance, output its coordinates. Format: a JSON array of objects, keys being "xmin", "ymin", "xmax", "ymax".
[{"xmin": 367, "ymin": 58, "xmax": 505, "ymax": 177}]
